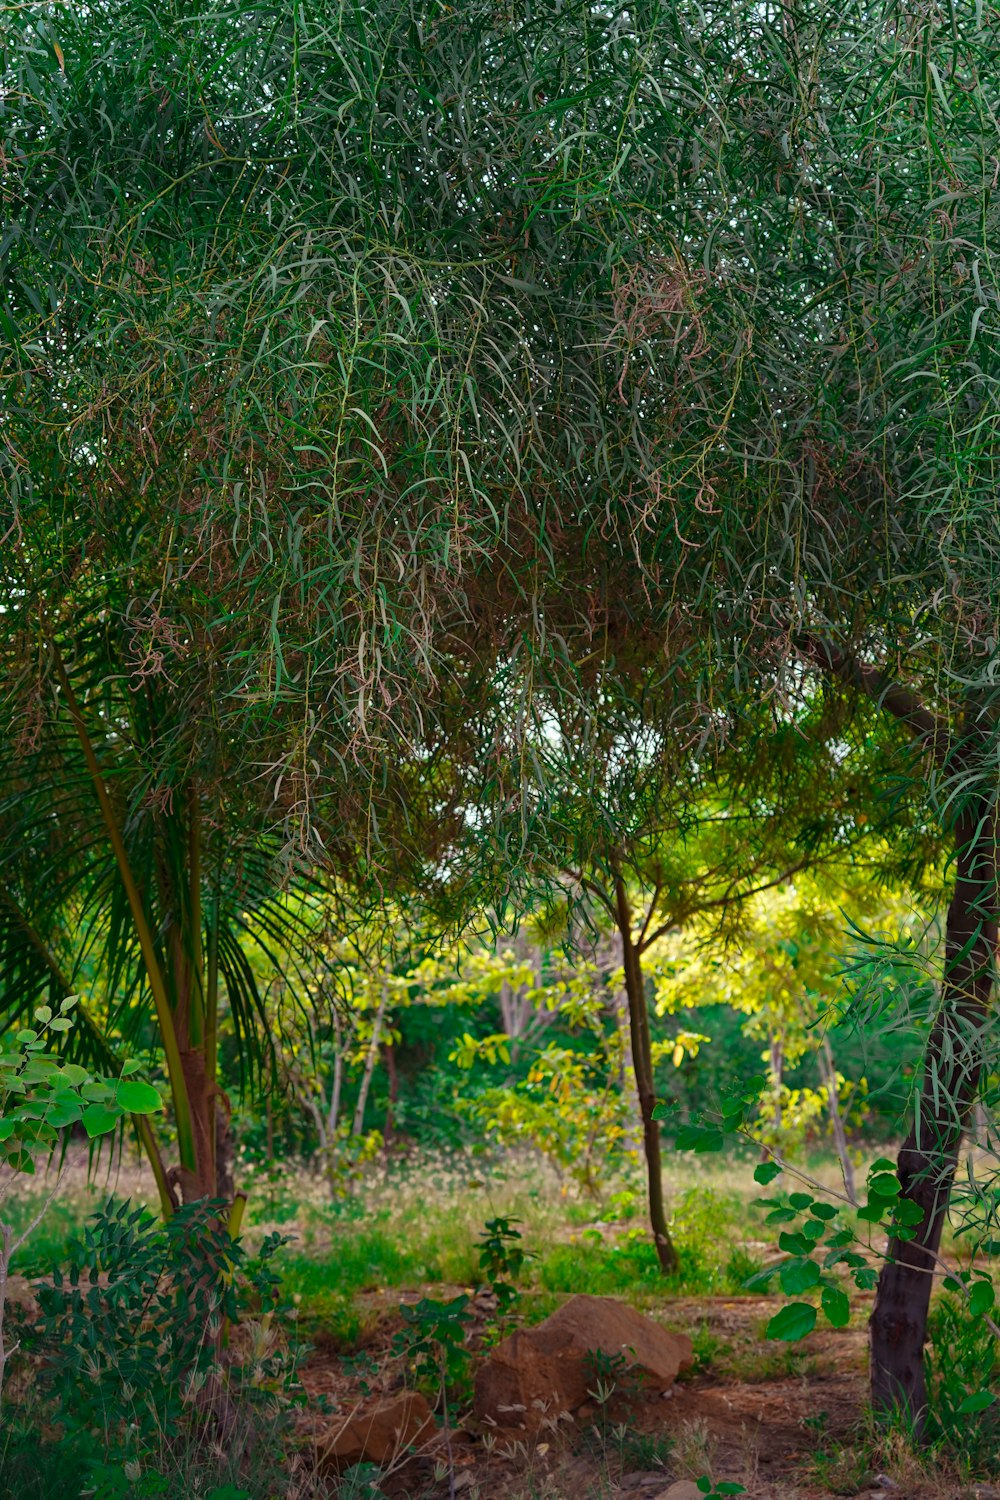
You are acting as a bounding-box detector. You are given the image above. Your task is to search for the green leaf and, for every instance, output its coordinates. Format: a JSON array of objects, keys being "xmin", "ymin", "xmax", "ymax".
[
  {"xmin": 780, "ymin": 1258, "xmax": 821, "ymax": 1295},
  {"xmin": 18, "ymin": 1060, "xmax": 58, "ymax": 1084},
  {"xmin": 115, "ymin": 1080, "xmax": 161, "ymax": 1114},
  {"xmin": 958, "ymin": 1390, "xmax": 995, "ymax": 1413},
  {"xmin": 892, "ymin": 1200, "xmax": 924, "ymax": 1227},
  {"xmin": 788, "ymin": 1193, "xmax": 813, "ymax": 1210},
  {"xmin": 33, "ymin": 1005, "xmax": 52, "ymax": 1024},
  {"xmin": 47, "ymin": 1018, "xmax": 72, "ymax": 1032},
  {"xmin": 754, "ymin": 1162, "xmax": 782, "ymax": 1185},
  {"xmin": 743, "ymin": 1265, "xmax": 780, "ymax": 1291},
  {"xmin": 970, "ymin": 1281, "xmax": 995, "ymax": 1317},
  {"xmin": 3, "ymin": 1149, "xmax": 36, "ymax": 1174},
  {"xmin": 82, "ymin": 1103, "xmax": 121, "ymax": 1138},
  {"xmin": 821, "ymin": 1285, "xmax": 851, "ymax": 1328},
  {"xmin": 809, "ymin": 1202, "xmax": 838, "ymax": 1221},
  {"xmin": 868, "ymin": 1173, "xmax": 900, "ymax": 1199},
  {"xmin": 45, "ymin": 1096, "xmax": 84, "ymax": 1128},
  {"xmin": 767, "ymin": 1302, "xmax": 817, "ymax": 1342},
  {"xmin": 120, "ymin": 1059, "xmax": 144, "ymax": 1077},
  {"xmin": 58, "ymin": 1064, "xmax": 90, "ymax": 1086},
  {"xmin": 59, "ymin": 995, "xmax": 79, "ymax": 1014}
]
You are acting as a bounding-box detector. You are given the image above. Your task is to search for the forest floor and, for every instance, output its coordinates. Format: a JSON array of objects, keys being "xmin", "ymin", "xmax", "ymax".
[
  {"xmin": 7, "ymin": 1147, "xmax": 999, "ymax": 1499},
  {"xmin": 297, "ymin": 1285, "xmax": 985, "ymax": 1500}
]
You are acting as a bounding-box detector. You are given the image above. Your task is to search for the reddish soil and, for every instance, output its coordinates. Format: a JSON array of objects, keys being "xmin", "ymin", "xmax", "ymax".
[{"xmin": 297, "ymin": 1292, "xmax": 987, "ymax": 1500}]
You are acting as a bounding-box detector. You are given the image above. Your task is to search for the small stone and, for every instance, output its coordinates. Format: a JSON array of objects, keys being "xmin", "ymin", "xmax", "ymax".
[
  {"xmin": 655, "ymin": 1483, "xmax": 704, "ymax": 1500},
  {"xmin": 315, "ymin": 1390, "xmax": 435, "ymax": 1472}
]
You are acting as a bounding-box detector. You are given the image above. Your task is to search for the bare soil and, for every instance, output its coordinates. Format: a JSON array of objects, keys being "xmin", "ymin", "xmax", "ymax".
[{"xmin": 298, "ymin": 1291, "xmax": 993, "ymax": 1500}]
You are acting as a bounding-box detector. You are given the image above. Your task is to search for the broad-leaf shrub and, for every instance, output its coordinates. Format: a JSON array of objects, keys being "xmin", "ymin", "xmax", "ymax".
[
  {"xmin": 34, "ymin": 1201, "xmax": 299, "ymax": 1451},
  {"xmin": 0, "ymin": 998, "xmax": 159, "ymax": 1170},
  {"xmin": 0, "ymin": 998, "xmax": 163, "ymax": 1406}
]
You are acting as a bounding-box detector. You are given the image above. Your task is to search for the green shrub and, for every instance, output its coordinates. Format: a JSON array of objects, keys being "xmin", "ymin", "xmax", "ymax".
[{"xmin": 33, "ymin": 1199, "xmax": 301, "ymax": 1459}]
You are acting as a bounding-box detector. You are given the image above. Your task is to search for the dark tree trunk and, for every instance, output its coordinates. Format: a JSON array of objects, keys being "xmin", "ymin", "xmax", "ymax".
[
  {"xmin": 215, "ymin": 1098, "xmax": 235, "ymax": 1205},
  {"xmin": 870, "ymin": 795, "xmax": 998, "ymax": 1432},
  {"xmin": 614, "ymin": 875, "xmax": 679, "ymax": 1275}
]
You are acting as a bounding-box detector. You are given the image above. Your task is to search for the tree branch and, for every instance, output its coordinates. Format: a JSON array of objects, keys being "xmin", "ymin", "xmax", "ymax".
[
  {"xmin": 637, "ymin": 854, "xmax": 811, "ymax": 953},
  {"xmin": 795, "ymin": 635, "xmax": 952, "ymax": 765}
]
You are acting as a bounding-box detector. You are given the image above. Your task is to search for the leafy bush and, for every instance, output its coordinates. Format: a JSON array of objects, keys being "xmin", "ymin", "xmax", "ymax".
[
  {"xmin": 926, "ymin": 1292, "xmax": 1000, "ymax": 1470},
  {"xmin": 33, "ymin": 1198, "xmax": 300, "ymax": 1456}
]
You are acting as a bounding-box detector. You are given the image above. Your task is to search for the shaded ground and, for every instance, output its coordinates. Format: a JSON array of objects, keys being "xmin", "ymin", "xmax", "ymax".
[{"xmin": 297, "ymin": 1291, "xmax": 988, "ymax": 1500}]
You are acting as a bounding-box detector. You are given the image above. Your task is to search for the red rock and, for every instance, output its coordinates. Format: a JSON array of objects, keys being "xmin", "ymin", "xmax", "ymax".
[
  {"xmin": 316, "ymin": 1390, "xmax": 436, "ymax": 1470},
  {"xmin": 474, "ymin": 1294, "xmax": 693, "ymax": 1432}
]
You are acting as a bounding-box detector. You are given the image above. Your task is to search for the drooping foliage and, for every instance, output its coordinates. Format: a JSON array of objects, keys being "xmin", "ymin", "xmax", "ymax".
[{"xmin": 5, "ymin": 0, "xmax": 1000, "ymax": 1427}]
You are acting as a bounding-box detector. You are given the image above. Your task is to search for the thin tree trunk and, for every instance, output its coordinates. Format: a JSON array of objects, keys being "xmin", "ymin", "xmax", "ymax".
[
  {"xmin": 770, "ymin": 1036, "xmax": 784, "ymax": 1137},
  {"xmin": 869, "ymin": 795, "xmax": 998, "ymax": 1432},
  {"xmin": 0, "ymin": 1223, "xmax": 11, "ymax": 1417},
  {"xmin": 820, "ymin": 1037, "xmax": 857, "ymax": 1206},
  {"xmin": 383, "ymin": 1040, "xmax": 398, "ymax": 1149},
  {"xmin": 614, "ymin": 874, "xmax": 679, "ymax": 1275},
  {"xmin": 352, "ymin": 984, "xmax": 388, "ymax": 1137},
  {"xmin": 330, "ymin": 1013, "xmax": 344, "ymax": 1125}
]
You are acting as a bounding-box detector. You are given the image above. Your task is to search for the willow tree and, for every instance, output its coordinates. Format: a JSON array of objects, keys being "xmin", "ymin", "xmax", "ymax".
[
  {"xmin": 1, "ymin": 0, "xmax": 730, "ymax": 1209},
  {"xmin": 5, "ymin": 0, "xmax": 1000, "ymax": 1432},
  {"xmin": 555, "ymin": 0, "xmax": 1000, "ymax": 1432}
]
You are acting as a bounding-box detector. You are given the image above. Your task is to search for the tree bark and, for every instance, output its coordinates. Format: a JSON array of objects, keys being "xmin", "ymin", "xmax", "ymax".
[
  {"xmin": 796, "ymin": 639, "xmax": 1000, "ymax": 1431},
  {"xmin": 869, "ymin": 794, "xmax": 997, "ymax": 1432},
  {"xmin": 614, "ymin": 874, "xmax": 679, "ymax": 1275},
  {"xmin": 352, "ymin": 984, "xmax": 388, "ymax": 1137}
]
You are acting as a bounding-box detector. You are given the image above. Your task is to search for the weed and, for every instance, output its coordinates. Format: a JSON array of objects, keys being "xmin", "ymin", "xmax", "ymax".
[
  {"xmin": 672, "ymin": 1417, "xmax": 716, "ymax": 1479},
  {"xmin": 337, "ymin": 1462, "xmax": 388, "ymax": 1499},
  {"xmin": 689, "ymin": 1320, "xmax": 724, "ymax": 1372},
  {"xmin": 926, "ymin": 1292, "xmax": 1000, "ymax": 1472},
  {"xmin": 693, "ymin": 1478, "xmax": 745, "ymax": 1500},
  {"xmin": 34, "ymin": 1198, "xmax": 300, "ymax": 1455},
  {"xmin": 394, "ymin": 1293, "xmax": 475, "ymax": 1413},
  {"xmin": 723, "ymin": 1246, "xmax": 762, "ymax": 1291},
  {"xmin": 613, "ymin": 1428, "xmax": 673, "ymax": 1471},
  {"xmin": 477, "ymin": 1215, "xmax": 532, "ymax": 1321},
  {"xmin": 803, "ymin": 1444, "xmax": 869, "ymax": 1496}
]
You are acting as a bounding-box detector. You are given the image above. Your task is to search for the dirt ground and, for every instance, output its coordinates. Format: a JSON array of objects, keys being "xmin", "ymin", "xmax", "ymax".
[{"xmin": 298, "ymin": 1293, "xmax": 997, "ymax": 1500}]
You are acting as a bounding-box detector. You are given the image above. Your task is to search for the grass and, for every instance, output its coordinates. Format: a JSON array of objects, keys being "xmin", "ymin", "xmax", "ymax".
[{"xmin": 1, "ymin": 1145, "xmax": 804, "ymax": 1349}]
